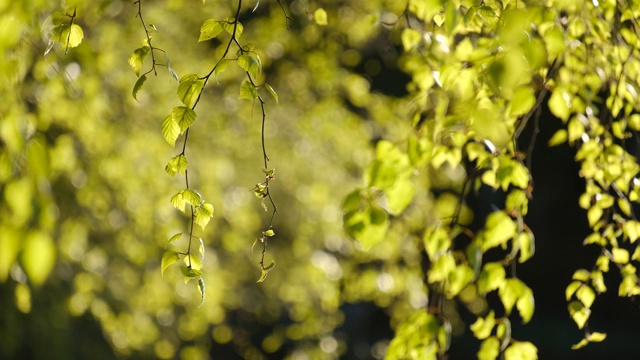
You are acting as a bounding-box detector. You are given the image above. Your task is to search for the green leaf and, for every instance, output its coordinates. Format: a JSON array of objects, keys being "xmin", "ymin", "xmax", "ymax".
[
  {"xmin": 177, "ymin": 74, "xmax": 205, "ymax": 108},
  {"xmin": 548, "ymin": 88, "xmax": 571, "ymax": 121},
  {"xmin": 571, "ymin": 338, "xmax": 589, "ymax": 350},
  {"xmin": 477, "ymin": 262, "xmax": 506, "ymax": 294},
  {"xmin": 587, "ymin": 205, "xmax": 602, "ymax": 227},
  {"xmin": 263, "ymin": 229, "xmax": 275, "ymax": 237},
  {"xmin": 572, "ymin": 269, "xmax": 590, "ymax": 282},
  {"xmin": 343, "ymin": 206, "xmax": 389, "ymax": 250},
  {"xmin": 401, "ymin": 28, "xmax": 422, "ymax": 51},
  {"xmin": 313, "ymin": 8, "xmax": 328, "ymax": 25},
  {"xmin": 52, "ymin": 23, "xmax": 84, "ymax": 51},
  {"xmin": 199, "ymin": 19, "xmax": 223, "ymax": 42},
  {"xmin": 385, "ymin": 177, "xmax": 415, "ymax": 215},
  {"xmin": 257, "ymin": 261, "xmax": 275, "ymax": 283},
  {"xmin": 198, "ymin": 278, "xmax": 205, "ymax": 307},
  {"xmin": 548, "ymin": 129, "xmax": 568, "ymax": 146},
  {"xmin": 510, "ymin": 86, "xmax": 536, "ymax": 117},
  {"xmin": 424, "ymin": 226, "xmax": 451, "ymax": 262},
  {"xmin": 170, "ymin": 191, "xmax": 186, "ymax": 212},
  {"xmin": 161, "ymin": 114, "xmax": 180, "ymax": 146},
  {"xmin": 588, "ymin": 332, "xmax": 607, "ymax": 342},
  {"xmin": 182, "ymin": 189, "xmax": 202, "ymax": 206},
  {"xmin": 213, "ymin": 59, "xmax": 230, "ymax": 82},
  {"xmin": 565, "ymin": 281, "xmax": 581, "ymax": 301},
  {"xmin": 172, "ymin": 106, "xmax": 197, "ymax": 133},
  {"xmin": 264, "ymin": 83, "xmax": 278, "ymax": 103},
  {"xmin": 576, "ymin": 285, "xmax": 596, "ymax": 308},
  {"xmin": 504, "ymin": 341, "xmax": 537, "ymax": 360},
  {"xmin": 194, "ymin": 203, "xmax": 214, "ymax": 229},
  {"xmin": 478, "ymin": 337, "xmax": 500, "ymax": 360},
  {"xmin": 165, "ymin": 154, "xmax": 188, "ymax": 176},
  {"xmin": 470, "ymin": 311, "xmax": 496, "ymax": 340},
  {"xmin": 448, "ymin": 265, "xmax": 474, "ymax": 296},
  {"xmin": 180, "ymin": 266, "xmax": 202, "ymax": 283},
  {"xmin": 514, "ymin": 231, "xmax": 535, "ymax": 263},
  {"xmin": 238, "ymin": 54, "xmax": 261, "ymax": 79},
  {"xmin": 221, "ymin": 18, "xmax": 243, "ymax": 38},
  {"xmin": 612, "ymin": 248, "xmax": 629, "ymax": 264},
  {"xmin": 132, "ymin": 74, "xmax": 147, "ymax": 101},
  {"xmin": 499, "ymin": 278, "xmax": 535, "ymax": 323},
  {"xmin": 161, "ymin": 250, "xmax": 180, "ymax": 277},
  {"xmin": 239, "ymin": 80, "xmax": 258, "ymax": 100},
  {"xmin": 623, "ymin": 220, "xmax": 640, "ymax": 243},
  {"xmin": 128, "ymin": 46, "xmax": 150, "ymax": 76},
  {"xmin": 184, "ymin": 253, "xmax": 203, "ymax": 270},
  {"xmin": 568, "ymin": 300, "xmax": 590, "ymax": 329},
  {"xmin": 481, "ymin": 211, "xmax": 517, "ymax": 251},
  {"xmin": 166, "ymin": 232, "xmax": 182, "ymax": 247}
]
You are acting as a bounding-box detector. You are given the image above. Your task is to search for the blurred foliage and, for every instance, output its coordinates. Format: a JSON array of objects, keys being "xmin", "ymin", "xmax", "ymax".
[{"xmin": 1, "ymin": 0, "xmax": 640, "ymax": 359}]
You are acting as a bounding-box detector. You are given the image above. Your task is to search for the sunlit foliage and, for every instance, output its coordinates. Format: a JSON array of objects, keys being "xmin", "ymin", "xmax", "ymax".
[{"xmin": 1, "ymin": 0, "xmax": 640, "ymax": 359}]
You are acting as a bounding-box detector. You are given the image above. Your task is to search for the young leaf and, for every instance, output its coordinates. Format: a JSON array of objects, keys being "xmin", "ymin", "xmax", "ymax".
[
  {"xmin": 504, "ymin": 341, "xmax": 537, "ymax": 360},
  {"xmin": 257, "ymin": 261, "xmax": 275, "ymax": 283},
  {"xmin": 198, "ymin": 278, "xmax": 206, "ymax": 307},
  {"xmin": 170, "ymin": 191, "xmax": 186, "ymax": 212},
  {"xmin": 263, "ymin": 229, "xmax": 275, "ymax": 237},
  {"xmin": 199, "ymin": 19, "xmax": 223, "ymax": 42},
  {"xmin": 171, "ymin": 106, "xmax": 197, "ymax": 133},
  {"xmin": 221, "ymin": 18, "xmax": 243, "ymax": 38},
  {"xmin": 132, "ymin": 75, "xmax": 147, "ymax": 101},
  {"xmin": 166, "ymin": 232, "xmax": 182, "ymax": 247},
  {"xmin": 128, "ymin": 46, "xmax": 150, "ymax": 76},
  {"xmin": 165, "ymin": 154, "xmax": 188, "ymax": 176},
  {"xmin": 161, "ymin": 114, "xmax": 180, "ymax": 146},
  {"xmin": 194, "ymin": 203, "xmax": 214, "ymax": 229},
  {"xmin": 264, "ymin": 83, "xmax": 278, "ymax": 103},
  {"xmin": 182, "ymin": 189, "xmax": 203, "ymax": 206},
  {"xmin": 213, "ymin": 59, "xmax": 230, "ymax": 82},
  {"xmin": 180, "ymin": 266, "xmax": 202, "ymax": 283},
  {"xmin": 238, "ymin": 54, "xmax": 261, "ymax": 79},
  {"xmin": 184, "ymin": 253, "xmax": 203, "ymax": 270},
  {"xmin": 239, "ymin": 80, "xmax": 258, "ymax": 100},
  {"xmin": 177, "ymin": 74, "xmax": 204, "ymax": 108},
  {"xmin": 52, "ymin": 23, "xmax": 84, "ymax": 51},
  {"xmin": 161, "ymin": 250, "xmax": 180, "ymax": 277}
]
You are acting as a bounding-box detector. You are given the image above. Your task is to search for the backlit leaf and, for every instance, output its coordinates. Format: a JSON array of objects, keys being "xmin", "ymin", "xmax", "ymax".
[
  {"xmin": 182, "ymin": 189, "xmax": 202, "ymax": 206},
  {"xmin": 172, "ymin": 106, "xmax": 197, "ymax": 133},
  {"xmin": 170, "ymin": 191, "xmax": 186, "ymax": 212},
  {"xmin": 128, "ymin": 46, "xmax": 150, "ymax": 76},
  {"xmin": 180, "ymin": 266, "xmax": 202, "ymax": 283},
  {"xmin": 478, "ymin": 337, "xmax": 500, "ymax": 360},
  {"xmin": 166, "ymin": 232, "xmax": 182, "ymax": 247},
  {"xmin": 471, "ymin": 311, "xmax": 496, "ymax": 340},
  {"xmin": 198, "ymin": 278, "xmax": 205, "ymax": 307},
  {"xmin": 194, "ymin": 203, "xmax": 214, "ymax": 229},
  {"xmin": 265, "ymin": 83, "xmax": 278, "ymax": 103},
  {"xmin": 165, "ymin": 154, "xmax": 187, "ymax": 176},
  {"xmin": 161, "ymin": 114, "xmax": 180, "ymax": 146},
  {"xmin": 177, "ymin": 74, "xmax": 204, "ymax": 108},
  {"xmin": 238, "ymin": 54, "xmax": 261, "ymax": 79},
  {"xmin": 199, "ymin": 19, "xmax": 223, "ymax": 42},
  {"xmin": 161, "ymin": 250, "xmax": 180, "ymax": 277},
  {"xmin": 477, "ymin": 262, "xmax": 506, "ymax": 294},
  {"xmin": 239, "ymin": 80, "xmax": 258, "ymax": 100},
  {"xmin": 132, "ymin": 74, "xmax": 147, "ymax": 101},
  {"xmin": 504, "ymin": 341, "xmax": 537, "ymax": 360}
]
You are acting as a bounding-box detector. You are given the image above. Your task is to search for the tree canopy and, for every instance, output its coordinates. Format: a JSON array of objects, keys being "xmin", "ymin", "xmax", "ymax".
[{"xmin": 1, "ymin": 0, "xmax": 640, "ymax": 359}]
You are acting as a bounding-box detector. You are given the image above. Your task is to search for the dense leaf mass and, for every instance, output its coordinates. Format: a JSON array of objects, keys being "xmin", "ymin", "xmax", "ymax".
[{"xmin": 1, "ymin": 0, "xmax": 640, "ymax": 359}]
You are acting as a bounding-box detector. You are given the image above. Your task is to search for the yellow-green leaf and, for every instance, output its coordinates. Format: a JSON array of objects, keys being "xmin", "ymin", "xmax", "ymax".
[
  {"xmin": 314, "ymin": 8, "xmax": 328, "ymax": 25},
  {"xmin": 172, "ymin": 106, "xmax": 197, "ymax": 133},
  {"xmin": 239, "ymin": 80, "xmax": 258, "ymax": 100},
  {"xmin": 21, "ymin": 232, "xmax": 56, "ymax": 287},
  {"xmin": 161, "ymin": 250, "xmax": 180, "ymax": 277},
  {"xmin": 177, "ymin": 74, "xmax": 204, "ymax": 108},
  {"xmin": 161, "ymin": 114, "xmax": 180, "ymax": 146},
  {"xmin": 199, "ymin": 19, "xmax": 223, "ymax": 42}
]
